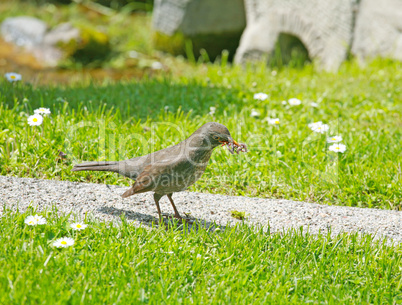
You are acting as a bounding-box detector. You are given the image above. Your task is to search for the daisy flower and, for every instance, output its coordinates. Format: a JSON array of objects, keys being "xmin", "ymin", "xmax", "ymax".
[
  {"xmin": 268, "ymin": 118, "xmax": 280, "ymax": 125},
  {"xmin": 25, "ymin": 216, "xmax": 37, "ymax": 226},
  {"xmin": 327, "ymin": 135, "xmax": 342, "ymax": 143},
  {"xmin": 5, "ymin": 72, "xmax": 22, "ymax": 82},
  {"xmin": 308, "ymin": 121, "xmax": 322, "ymax": 129},
  {"xmin": 308, "ymin": 121, "xmax": 329, "ymax": 133},
  {"xmin": 253, "ymin": 93, "xmax": 268, "ymax": 101},
  {"xmin": 70, "ymin": 222, "xmax": 88, "ymax": 231},
  {"xmin": 34, "ymin": 108, "xmax": 51, "ymax": 115},
  {"xmin": 53, "ymin": 237, "xmax": 75, "ymax": 248},
  {"xmin": 310, "ymin": 102, "xmax": 319, "ymax": 107},
  {"xmin": 209, "ymin": 106, "xmax": 216, "ymax": 115},
  {"xmin": 27, "ymin": 114, "xmax": 43, "ymax": 126},
  {"xmin": 311, "ymin": 123, "xmax": 329, "ymax": 134},
  {"xmin": 329, "ymin": 143, "xmax": 346, "ymax": 153},
  {"xmin": 250, "ymin": 109, "xmax": 260, "ymax": 118},
  {"xmin": 288, "ymin": 98, "xmax": 301, "ymax": 106},
  {"xmin": 24, "ymin": 214, "xmax": 47, "ymax": 226},
  {"xmin": 281, "ymin": 101, "xmax": 287, "ymax": 105}
]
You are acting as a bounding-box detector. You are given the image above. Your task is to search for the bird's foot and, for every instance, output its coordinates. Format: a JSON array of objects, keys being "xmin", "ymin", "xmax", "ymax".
[
  {"xmin": 176, "ymin": 213, "xmax": 194, "ymax": 224},
  {"xmin": 158, "ymin": 213, "xmax": 194, "ymax": 224}
]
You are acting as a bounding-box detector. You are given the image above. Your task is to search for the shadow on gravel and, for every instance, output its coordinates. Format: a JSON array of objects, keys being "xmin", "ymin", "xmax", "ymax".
[{"xmin": 98, "ymin": 206, "xmax": 226, "ymax": 232}]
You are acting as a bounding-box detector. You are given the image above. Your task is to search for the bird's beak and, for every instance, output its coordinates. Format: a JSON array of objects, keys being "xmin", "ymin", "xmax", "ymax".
[
  {"xmin": 232, "ymin": 139, "xmax": 240, "ymax": 146},
  {"xmin": 219, "ymin": 137, "xmax": 239, "ymax": 145}
]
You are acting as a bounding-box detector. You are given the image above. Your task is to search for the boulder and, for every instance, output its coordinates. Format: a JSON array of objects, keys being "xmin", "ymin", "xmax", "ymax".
[
  {"xmin": 1, "ymin": 16, "xmax": 47, "ymax": 48},
  {"xmin": 351, "ymin": 0, "xmax": 402, "ymax": 62},
  {"xmin": 0, "ymin": 17, "xmax": 80, "ymax": 66},
  {"xmin": 152, "ymin": 0, "xmax": 246, "ymax": 60},
  {"xmin": 234, "ymin": 0, "xmax": 355, "ymax": 71}
]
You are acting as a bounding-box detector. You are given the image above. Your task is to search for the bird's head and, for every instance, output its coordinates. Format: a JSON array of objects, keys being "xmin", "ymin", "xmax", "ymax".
[{"xmin": 194, "ymin": 122, "xmax": 247, "ymax": 154}]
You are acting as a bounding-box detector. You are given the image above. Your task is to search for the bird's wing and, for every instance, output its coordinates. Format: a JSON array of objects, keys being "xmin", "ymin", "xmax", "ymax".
[
  {"xmin": 121, "ymin": 158, "xmax": 193, "ymax": 198},
  {"xmin": 121, "ymin": 164, "xmax": 156, "ymax": 197}
]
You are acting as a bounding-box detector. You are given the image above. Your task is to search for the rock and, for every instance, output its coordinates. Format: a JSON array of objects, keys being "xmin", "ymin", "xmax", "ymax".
[
  {"xmin": 31, "ymin": 46, "xmax": 64, "ymax": 67},
  {"xmin": 1, "ymin": 16, "xmax": 47, "ymax": 49},
  {"xmin": 351, "ymin": 0, "xmax": 402, "ymax": 62},
  {"xmin": 152, "ymin": 0, "xmax": 246, "ymax": 60},
  {"xmin": 0, "ymin": 17, "xmax": 78, "ymax": 66},
  {"xmin": 235, "ymin": 0, "xmax": 355, "ymax": 71}
]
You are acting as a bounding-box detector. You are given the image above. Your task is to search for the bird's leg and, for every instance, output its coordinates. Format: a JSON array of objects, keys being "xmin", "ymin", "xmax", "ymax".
[
  {"xmin": 167, "ymin": 193, "xmax": 182, "ymax": 219},
  {"xmin": 153, "ymin": 193, "xmax": 163, "ymax": 221}
]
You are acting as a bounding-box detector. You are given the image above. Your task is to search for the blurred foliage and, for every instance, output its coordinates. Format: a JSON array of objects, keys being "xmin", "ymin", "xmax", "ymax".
[
  {"xmin": 19, "ymin": 0, "xmax": 153, "ymax": 12},
  {"xmin": 94, "ymin": 0, "xmax": 153, "ymax": 12},
  {"xmin": 58, "ymin": 25, "xmax": 112, "ymax": 67}
]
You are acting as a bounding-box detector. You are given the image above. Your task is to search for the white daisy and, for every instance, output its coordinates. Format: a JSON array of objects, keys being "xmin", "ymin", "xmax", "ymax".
[
  {"xmin": 25, "ymin": 215, "xmax": 38, "ymax": 226},
  {"xmin": 209, "ymin": 106, "xmax": 216, "ymax": 115},
  {"xmin": 70, "ymin": 222, "xmax": 88, "ymax": 231},
  {"xmin": 268, "ymin": 118, "xmax": 280, "ymax": 125},
  {"xmin": 310, "ymin": 102, "xmax": 319, "ymax": 107},
  {"xmin": 250, "ymin": 109, "xmax": 260, "ymax": 118},
  {"xmin": 5, "ymin": 72, "xmax": 22, "ymax": 82},
  {"xmin": 34, "ymin": 108, "xmax": 51, "ymax": 115},
  {"xmin": 33, "ymin": 215, "xmax": 47, "ymax": 225},
  {"xmin": 281, "ymin": 101, "xmax": 287, "ymax": 105},
  {"xmin": 253, "ymin": 93, "xmax": 268, "ymax": 101},
  {"xmin": 288, "ymin": 98, "xmax": 301, "ymax": 106},
  {"xmin": 27, "ymin": 114, "xmax": 43, "ymax": 126},
  {"xmin": 312, "ymin": 123, "xmax": 329, "ymax": 134},
  {"xmin": 308, "ymin": 121, "xmax": 322, "ymax": 129},
  {"xmin": 329, "ymin": 143, "xmax": 346, "ymax": 153},
  {"xmin": 327, "ymin": 135, "xmax": 342, "ymax": 143},
  {"xmin": 24, "ymin": 214, "xmax": 47, "ymax": 226},
  {"xmin": 53, "ymin": 237, "xmax": 75, "ymax": 248}
]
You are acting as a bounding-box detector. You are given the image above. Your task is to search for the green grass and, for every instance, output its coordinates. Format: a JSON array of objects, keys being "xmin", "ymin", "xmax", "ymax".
[
  {"xmin": 230, "ymin": 210, "xmax": 247, "ymax": 220},
  {"xmin": 1, "ymin": 59, "xmax": 401, "ymax": 209},
  {"xmin": 0, "ymin": 208, "xmax": 401, "ymax": 304}
]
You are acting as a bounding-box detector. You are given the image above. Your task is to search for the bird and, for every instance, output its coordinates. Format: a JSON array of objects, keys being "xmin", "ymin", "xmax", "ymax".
[{"xmin": 71, "ymin": 122, "xmax": 247, "ymax": 221}]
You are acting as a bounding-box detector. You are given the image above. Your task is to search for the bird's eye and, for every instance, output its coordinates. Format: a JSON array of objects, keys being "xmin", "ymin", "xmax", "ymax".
[{"xmin": 213, "ymin": 135, "xmax": 220, "ymax": 140}]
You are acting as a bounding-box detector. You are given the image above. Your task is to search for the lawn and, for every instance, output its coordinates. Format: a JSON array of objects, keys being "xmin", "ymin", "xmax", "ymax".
[
  {"xmin": 1, "ymin": 59, "xmax": 401, "ymax": 209},
  {"xmin": 0, "ymin": 209, "xmax": 401, "ymax": 304}
]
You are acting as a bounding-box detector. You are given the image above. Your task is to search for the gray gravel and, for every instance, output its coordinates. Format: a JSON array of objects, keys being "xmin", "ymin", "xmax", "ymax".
[{"xmin": 1, "ymin": 175, "xmax": 401, "ymax": 243}]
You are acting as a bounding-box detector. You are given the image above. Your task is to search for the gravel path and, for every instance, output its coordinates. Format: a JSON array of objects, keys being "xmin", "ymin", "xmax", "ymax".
[{"xmin": 1, "ymin": 175, "xmax": 401, "ymax": 243}]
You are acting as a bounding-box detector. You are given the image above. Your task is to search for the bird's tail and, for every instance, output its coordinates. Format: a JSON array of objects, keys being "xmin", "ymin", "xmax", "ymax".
[
  {"xmin": 71, "ymin": 161, "xmax": 120, "ymax": 173},
  {"xmin": 121, "ymin": 187, "xmax": 135, "ymax": 198}
]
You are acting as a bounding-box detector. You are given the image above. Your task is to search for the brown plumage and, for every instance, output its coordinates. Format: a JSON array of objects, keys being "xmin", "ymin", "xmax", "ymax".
[{"xmin": 72, "ymin": 122, "xmax": 246, "ymax": 220}]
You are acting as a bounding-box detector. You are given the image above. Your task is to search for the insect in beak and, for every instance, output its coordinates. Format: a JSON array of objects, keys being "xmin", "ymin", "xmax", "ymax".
[{"xmin": 220, "ymin": 138, "xmax": 247, "ymax": 154}]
